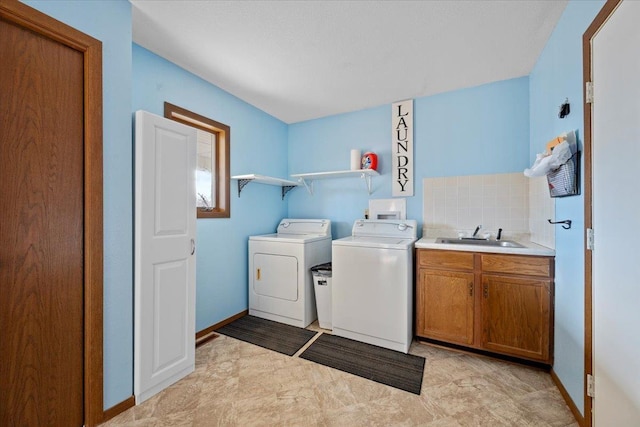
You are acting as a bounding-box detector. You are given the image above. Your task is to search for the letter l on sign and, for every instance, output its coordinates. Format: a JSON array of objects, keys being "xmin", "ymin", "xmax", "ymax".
[{"xmin": 392, "ymin": 100, "xmax": 413, "ymax": 197}]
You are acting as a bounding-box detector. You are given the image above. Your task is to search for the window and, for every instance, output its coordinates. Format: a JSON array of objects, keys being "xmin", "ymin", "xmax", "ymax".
[
  {"xmin": 165, "ymin": 102, "xmax": 230, "ymax": 218},
  {"xmin": 195, "ymin": 129, "xmax": 216, "ymax": 209}
]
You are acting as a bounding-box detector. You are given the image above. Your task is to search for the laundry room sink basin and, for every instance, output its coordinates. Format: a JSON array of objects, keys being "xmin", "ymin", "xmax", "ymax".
[{"xmin": 435, "ymin": 237, "xmax": 524, "ymax": 248}]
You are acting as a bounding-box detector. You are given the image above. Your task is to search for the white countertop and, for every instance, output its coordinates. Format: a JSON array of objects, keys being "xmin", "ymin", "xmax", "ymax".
[{"xmin": 415, "ymin": 237, "xmax": 555, "ymax": 256}]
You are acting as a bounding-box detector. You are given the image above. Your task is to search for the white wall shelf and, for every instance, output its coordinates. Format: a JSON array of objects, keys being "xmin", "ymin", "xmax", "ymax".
[
  {"xmin": 231, "ymin": 174, "xmax": 299, "ymax": 200},
  {"xmin": 291, "ymin": 169, "xmax": 380, "ymax": 195}
]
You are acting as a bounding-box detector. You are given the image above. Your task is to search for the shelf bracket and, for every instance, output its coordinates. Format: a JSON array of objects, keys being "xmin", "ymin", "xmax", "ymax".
[
  {"xmin": 362, "ymin": 172, "xmax": 373, "ymax": 194},
  {"xmin": 281, "ymin": 185, "xmax": 296, "ymax": 200},
  {"xmin": 298, "ymin": 178, "xmax": 314, "ymax": 195},
  {"xmin": 236, "ymin": 178, "xmax": 252, "ymax": 197}
]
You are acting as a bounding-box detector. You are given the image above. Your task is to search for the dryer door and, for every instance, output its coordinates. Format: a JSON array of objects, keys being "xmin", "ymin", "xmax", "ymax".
[{"xmin": 253, "ymin": 253, "xmax": 299, "ymax": 301}]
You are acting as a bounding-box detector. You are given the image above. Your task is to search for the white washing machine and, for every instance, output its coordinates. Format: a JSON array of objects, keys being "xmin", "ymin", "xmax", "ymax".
[
  {"xmin": 332, "ymin": 219, "xmax": 417, "ymax": 353},
  {"xmin": 249, "ymin": 219, "xmax": 331, "ymax": 328}
]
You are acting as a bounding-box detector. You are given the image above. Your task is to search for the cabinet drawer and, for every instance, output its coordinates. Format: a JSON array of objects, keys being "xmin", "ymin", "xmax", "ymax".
[
  {"xmin": 418, "ymin": 249, "xmax": 474, "ymax": 271},
  {"xmin": 481, "ymin": 254, "xmax": 552, "ymax": 277}
]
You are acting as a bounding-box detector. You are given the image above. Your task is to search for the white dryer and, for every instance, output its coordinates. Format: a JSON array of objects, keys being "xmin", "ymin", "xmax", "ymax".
[
  {"xmin": 249, "ymin": 219, "xmax": 331, "ymax": 328},
  {"xmin": 332, "ymin": 219, "xmax": 417, "ymax": 353}
]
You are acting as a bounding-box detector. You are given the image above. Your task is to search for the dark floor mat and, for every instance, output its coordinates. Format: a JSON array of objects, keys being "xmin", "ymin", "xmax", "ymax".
[
  {"xmin": 216, "ymin": 315, "xmax": 317, "ymax": 356},
  {"xmin": 299, "ymin": 333, "xmax": 425, "ymax": 394}
]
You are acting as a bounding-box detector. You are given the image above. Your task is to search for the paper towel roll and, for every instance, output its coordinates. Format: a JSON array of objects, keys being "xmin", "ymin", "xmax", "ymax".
[{"xmin": 350, "ymin": 149, "xmax": 361, "ymax": 170}]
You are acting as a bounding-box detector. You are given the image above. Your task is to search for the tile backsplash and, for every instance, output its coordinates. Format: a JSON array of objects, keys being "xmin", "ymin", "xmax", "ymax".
[
  {"xmin": 423, "ymin": 173, "xmax": 555, "ymax": 248},
  {"xmin": 528, "ymin": 176, "xmax": 555, "ymax": 248}
]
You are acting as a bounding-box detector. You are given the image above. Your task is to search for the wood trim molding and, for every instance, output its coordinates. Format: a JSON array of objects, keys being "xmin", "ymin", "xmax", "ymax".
[
  {"xmin": 0, "ymin": 1, "xmax": 104, "ymax": 425},
  {"xmin": 196, "ymin": 310, "xmax": 248, "ymax": 346},
  {"xmin": 582, "ymin": 2, "xmax": 622, "ymax": 426},
  {"xmin": 103, "ymin": 396, "xmax": 135, "ymax": 423},
  {"xmin": 204, "ymin": 310, "xmax": 248, "ymax": 334},
  {"xmin": 164, "ymin": 102, "xmax": 231, "ymax": 219},
  {"xmin": 195, "ymin": 331, "xmax": 219, "ymax": 348},
  {"xmin": 196, "ymin": 310, "xmax": 249, "ymax": 347},
  {"xmin": 0, "ymin": 0, "xmax": 94, "ymax": 50},
  {"xmin": 195, "ymin": 324, "xmax": 219, "ymax": 340},
  {"xmin": 551, "ymin": 369, "xmax": 584, "ymax": 426},
  {"xmin": 84, "ymin": 38, "xmax": 105, "ymax": 427}
]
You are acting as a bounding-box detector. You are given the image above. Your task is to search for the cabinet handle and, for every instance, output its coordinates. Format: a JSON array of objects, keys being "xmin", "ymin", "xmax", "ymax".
[
  {"xmin": 257, "ymin": 268, "xmax": 261, "ymax": 280},
  {"xmin": 468, "ymin": 282, "xmax": 473, "ymax": 296},
  {"xmin": 483, "ymin": 284, "xmax": 488, "ymax": 298}
]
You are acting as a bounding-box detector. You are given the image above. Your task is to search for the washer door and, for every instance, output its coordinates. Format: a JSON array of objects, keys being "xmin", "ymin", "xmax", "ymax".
[{"xmin": 253, "ymin": 253, "xmax": 298, "ymax": 301}]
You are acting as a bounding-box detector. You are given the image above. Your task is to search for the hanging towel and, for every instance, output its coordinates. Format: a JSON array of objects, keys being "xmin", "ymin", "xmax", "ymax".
[{"xmin": 524, "ymin": 131, "xmax": 577, "ymax": 178}]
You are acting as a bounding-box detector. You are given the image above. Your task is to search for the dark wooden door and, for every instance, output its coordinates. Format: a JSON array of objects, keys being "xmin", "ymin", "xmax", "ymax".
[{"xmin": 0, "ymin": 15, "xmax": 84, "ymax": 426}]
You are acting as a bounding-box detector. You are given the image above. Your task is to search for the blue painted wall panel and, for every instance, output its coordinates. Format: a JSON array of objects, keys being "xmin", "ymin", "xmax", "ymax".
[
  {"xmin": 529, "ymin": 0, "xmax": 605, "ymax": 414},
  {"xmin": 132, "ymin": 44, "xmax": 289, "ymax": 332},
  {"xmin": 288, "ymin": 77, "xmax": 530, "ymax": 238}
]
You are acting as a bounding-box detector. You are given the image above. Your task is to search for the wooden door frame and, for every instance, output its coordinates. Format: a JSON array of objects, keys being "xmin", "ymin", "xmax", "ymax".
[
  {"xmin": 583, "ymin": 1, "xmax": 623, "ymax": 426},
  {"xmin": 0, "ymin": 0, "xmax": 104, "ymax": 425}
]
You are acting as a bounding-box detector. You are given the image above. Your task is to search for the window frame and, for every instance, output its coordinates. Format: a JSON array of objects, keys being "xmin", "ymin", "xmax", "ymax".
[{"xmin": 164, "ymin": 102, "xmax": 230, "ymax": 219}]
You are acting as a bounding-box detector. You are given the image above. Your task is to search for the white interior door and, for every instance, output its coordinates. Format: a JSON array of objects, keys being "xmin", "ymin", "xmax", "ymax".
[
  {"xmin": 592, "ymin": 1, "xmax": 640, "ymax": 424},
  {"xmin": 134, "ymin": 110, "xmax": 197, "ymax": 403}
]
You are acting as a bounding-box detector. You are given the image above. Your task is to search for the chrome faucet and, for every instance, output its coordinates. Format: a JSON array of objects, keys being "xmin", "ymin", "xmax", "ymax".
[{"xmin": 472, "ymin": 225, "xmax": 482, "ymax": 238}]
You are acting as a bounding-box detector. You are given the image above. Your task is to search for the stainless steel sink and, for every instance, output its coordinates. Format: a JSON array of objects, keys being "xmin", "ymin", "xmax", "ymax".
[{"xmin": 435, "ymin": 237, "xmax": 524, "ymax": 248}]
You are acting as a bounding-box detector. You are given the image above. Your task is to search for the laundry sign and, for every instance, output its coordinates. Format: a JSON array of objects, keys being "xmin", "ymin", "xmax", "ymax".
[{"xmin": 392, "ymin": 99, "xmax": 414, "ymax": 197}]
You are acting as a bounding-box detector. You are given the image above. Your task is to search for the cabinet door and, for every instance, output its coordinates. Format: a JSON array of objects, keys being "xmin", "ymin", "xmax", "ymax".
[
  {"xmin": 417, "ymin": 269, "xmax": 475, "ymax": 345},
  {"xmin": 481, "ymin": 274, "xmax": 551, "ymax": 362}
]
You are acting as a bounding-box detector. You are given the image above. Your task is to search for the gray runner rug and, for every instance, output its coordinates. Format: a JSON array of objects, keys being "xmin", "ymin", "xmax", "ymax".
[
  {"xmin": 216, "ymin": 315, "xmax": 317, "ymax": 356},
  {"xmin": 300, "ymin": 333, "xmax": 425, "ymax": 394}
]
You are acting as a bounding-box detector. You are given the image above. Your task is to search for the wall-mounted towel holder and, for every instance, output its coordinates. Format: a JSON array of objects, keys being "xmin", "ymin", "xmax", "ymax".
[{"xmin": 548, "ymin": 219, "xmax": 572, "ymax": 229}]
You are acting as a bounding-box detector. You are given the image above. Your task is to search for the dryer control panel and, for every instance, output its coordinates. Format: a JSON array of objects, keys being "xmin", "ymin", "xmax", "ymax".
[{"xmin": 277, "ymin": 218, "xmax": 331, "ymax": 237}]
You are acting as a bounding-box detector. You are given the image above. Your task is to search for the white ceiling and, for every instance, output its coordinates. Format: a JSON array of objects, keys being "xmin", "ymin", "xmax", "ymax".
[{"xmin": 131, "ymin": 0, "xmax": 568, "ymax": 124}]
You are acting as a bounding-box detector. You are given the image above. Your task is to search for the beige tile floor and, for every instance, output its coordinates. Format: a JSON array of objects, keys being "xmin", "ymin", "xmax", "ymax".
[{"xmin": 104, "ymin": 323, "xmax": 578, "ymax": 427}]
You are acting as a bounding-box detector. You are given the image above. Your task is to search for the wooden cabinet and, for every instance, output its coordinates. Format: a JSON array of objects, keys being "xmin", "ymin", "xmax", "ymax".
[
  {"xmin": 416, "ymin": 249, "xmax": 554, "ymax": 364},
  {"xmin": 481, "ymin": 275, "xmax": 551, "ymax": 361},
  {"xmin": 417, "ymin": 269, "xmax": 475, "ymax": 345}
]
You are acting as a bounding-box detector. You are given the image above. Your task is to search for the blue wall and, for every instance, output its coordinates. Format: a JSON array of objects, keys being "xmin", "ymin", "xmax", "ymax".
[
  {"xmin": 288, "ymin": 77, "xmax": 530, "ymax": 238},
  {"xmin": 132, "ymin": 44, "xmax": 289, "ymax": 331},
  {"xmin": 24, "ymin": 0, "xmax": 134, "ymax": 409},
  {"xmin": 529, "ymin": 0, "xmax": 605, "ymax": 415}
]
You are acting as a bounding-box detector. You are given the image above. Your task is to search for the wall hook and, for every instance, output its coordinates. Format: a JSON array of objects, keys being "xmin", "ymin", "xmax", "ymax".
[
  {"xmin": 559, "ymin": 98, "xmax": 570, "ymax": 118},
  {"xmin": 548, "ymin": 219, "xmax": 572, "ymax": 229}
]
